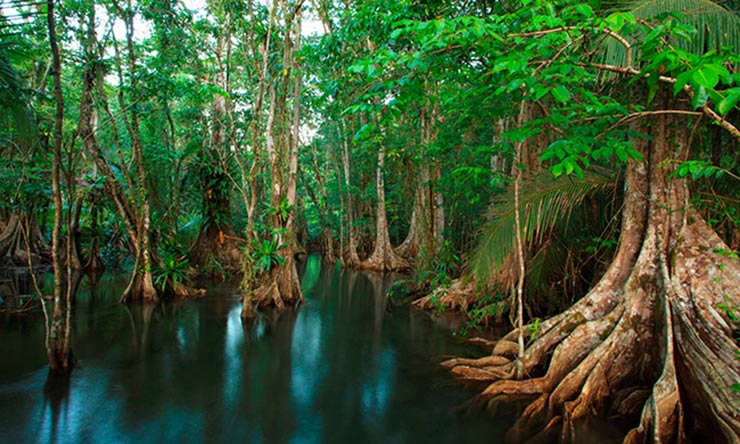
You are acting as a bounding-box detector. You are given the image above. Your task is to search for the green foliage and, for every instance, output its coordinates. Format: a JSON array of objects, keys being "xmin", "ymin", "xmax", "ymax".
[
  {"xmin": 154, "ymin": 252, "xmax": 191, "ymax": 293},
  {"xmin": 718, "ymin": 296, "xmax": 740, "ymax": 394},
  {"xmin": 469, "ymin": 168, "xmax": 617, "ymax": 282},
  {"xmin": 0, "ymin": 47, "xmax": 35, "ymax": 142},
  {"xmin": 670, "ymin": 160, "xmax": 729, "ymax": 180},
  {"xmin": 465, "ymin": 292, "xmax": 504, "ymax": 330},
  {"xmin": 526, "ymin": 318, "xmax": 542, "ymax": 340},
  {"xmin": 250, "ymin": 238, "xmax": 286, "ymax": 276}
]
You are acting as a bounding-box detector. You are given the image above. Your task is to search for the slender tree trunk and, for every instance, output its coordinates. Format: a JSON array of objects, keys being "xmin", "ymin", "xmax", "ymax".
[
  {"xmin": 47, "ymin": 0, "xmax": 73, "ymax": 375},
  {"xmin": 115, "ymin": 0, "xmax": 157, "ymax": 303},
  {"xmin": 192, "ymin": 22, "xmax": 243, "ymax": 277},
  {"xmin": 308, "ymin": 142, "xmax": 336, "ymax": 263},
  {"xmin": 243, "ymin": 0, "xmax": 305, "ymax": 318},
  {"xmin": 432, "ymin": 165, "xmax": 445, "ymax": 247},
  {"xmin": 240, "ymin": 0, "xmax": 278, "ymax": 319}
]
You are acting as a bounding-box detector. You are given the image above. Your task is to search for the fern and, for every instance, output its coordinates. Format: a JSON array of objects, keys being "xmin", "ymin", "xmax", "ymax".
[{"xmin": 0, "ymin": 47, "xmax": 35, "ymax": 142}]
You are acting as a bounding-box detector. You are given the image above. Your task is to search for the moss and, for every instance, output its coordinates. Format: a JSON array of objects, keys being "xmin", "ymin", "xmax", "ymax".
[{"xmin": 559, "ymin": 312, "xmax": 587, "ymax": 335}]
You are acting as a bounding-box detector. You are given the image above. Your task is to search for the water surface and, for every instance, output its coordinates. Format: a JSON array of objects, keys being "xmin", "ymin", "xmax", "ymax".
[{"xmin": 0, "ymin": 256, "xmax": 512, "ymax": 444}]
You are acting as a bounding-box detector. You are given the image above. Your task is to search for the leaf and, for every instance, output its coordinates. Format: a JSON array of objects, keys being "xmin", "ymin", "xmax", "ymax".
[
  {"xmin": 575, "ymin": 4, "xmax": 594, "ymax": 18},
  {"xmin": 468, "ymin": 168, "xmax": 617, "ymax": 283},
  {"xmin": 551, "ymin": 84, "xmax": 571, "ymax": 103},
  {"xmin": 692, "ymin": 85, "xmax": 709, "ymax": 109},
  {"xmin": 674, "ymin": 70, "xmax": 693, "ymax": 96},
  {"xmin": 718, "ymin": 88, "xmax": 740, "ymax": 116},
  {"xmin": 692, "ymin": 66, "xmax": 719, "ymax": 89}
]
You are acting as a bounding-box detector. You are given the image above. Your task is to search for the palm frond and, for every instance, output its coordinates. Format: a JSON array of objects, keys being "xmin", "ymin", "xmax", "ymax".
[
  {"xmin": 599, "ymin": 0, "xmax": 740, "ymax": 69},
  {"xmin": 468, "ymin": 167, "xmax": 617, "ymax": 284},
  {"xmin": 0, "ymin": 48, "xmax": 35, "ymax": 141}
]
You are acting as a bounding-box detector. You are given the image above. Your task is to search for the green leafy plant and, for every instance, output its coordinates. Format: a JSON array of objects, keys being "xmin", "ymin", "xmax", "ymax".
[
  {"xmin": 154, "ymin": 252, "xmax": 191, "ymax": 293},
  {"xmin": 526, "ymin": 318, "xmax": 542, "ymax": 340},
  {"xmin": 718, "ymin": 296, "xmax": 740, "ymax": 394},
  {"xmin": 251, "ymin": 237, "xmax": 286, "ymax": 276}
]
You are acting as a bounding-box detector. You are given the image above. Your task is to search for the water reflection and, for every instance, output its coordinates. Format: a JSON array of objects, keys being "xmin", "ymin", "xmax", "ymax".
[{"xmin": 0, "ymin": 256, "xmax": 512, "ymax": 444}]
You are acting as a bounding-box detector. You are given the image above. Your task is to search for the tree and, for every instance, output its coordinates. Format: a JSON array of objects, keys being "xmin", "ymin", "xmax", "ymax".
[
  {"xmin": 242, "ymin": 0, "xmax": 306, "ymax": 318},
  {"xmin": 388, "ymin": 2, "xmax": 740, "ymax": 442},
  {"xmin": 46, "ymin": 0, "xmax": 73, "ymax": 374}
]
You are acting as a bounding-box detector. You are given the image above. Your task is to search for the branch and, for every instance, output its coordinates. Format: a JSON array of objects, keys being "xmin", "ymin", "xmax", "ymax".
[
  {"xmin": 581, "ymin": 62, "xmax": 740, "ymax": 145},
  {"xmin": 596, "ymin": 110, "xmax": 702, "ymax": 140}
]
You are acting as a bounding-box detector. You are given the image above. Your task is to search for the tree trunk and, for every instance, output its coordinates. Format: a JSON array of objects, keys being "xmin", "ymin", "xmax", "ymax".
[
  {"xmin": 76, "ymin": 2, "xmax": 156, "ymax": 303},
  {"xmin": 114, "ymin": 0, "xmax": 157, "ymax": 303},
  {"xmin": 47, "ymin": 0, "xmax": 73, "ymax": 375},
  {"xmin": 308, "ymin": 139, "xmax": 336, "ymax": 264},
  {"xmin": 394, "ymin": 188, "xmax": 420, "ymax": 259},
  {"xmin": 396, "ymin": 83, "xmax": 443, "ymax": 264},
  {"xmin": 360, "ymin": 141, "xmax": 410, "ymax": 272},
  {"xmin": 191, "ymin": 23, "xmax": 243, "ymax": 278},
  {"xmin": 339, "ymin": 118, "xmax": 361, "ymax": 266},
  {"xmin": 0, "ymin": 212, "xmax": 49, "ymax": 265},
  {"xmin": 242, "ymin": 0, "xmax": 305, "ymax": 318},
  {"xmin": 442, "ymin": 99, "xmax": 740, "ymax": 443}
]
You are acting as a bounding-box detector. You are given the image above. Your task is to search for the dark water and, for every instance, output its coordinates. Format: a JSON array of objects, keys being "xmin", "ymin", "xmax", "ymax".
[{"xmin": 0, "ymin": 256, "xmax": 516, "ymax": 444}]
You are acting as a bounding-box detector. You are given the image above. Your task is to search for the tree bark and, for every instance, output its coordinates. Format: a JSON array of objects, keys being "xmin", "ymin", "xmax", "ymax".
[
  {"xmin": 76, "ymin": 2, "xmax": 155, "ymax": 303},
  {"xmin": 441, "ymin": 98, "xmax": 740, "ymax": 444},
  {"xmin": 191, "ymin": 21, "xmax": 244, "ymax": 278},
  {"xmin": 359, "ymin": 139, "xmax": 410, "ymax": 272},
  {"xmin": 47, "ymin": 0, "xmax": 73, "ymax": 375},
  {"xmin": 242, "ymin": 0, "xmax": 305, "ymax": 318},
  {"xmin": 339, "ymin": 118, "xmax": 361, "ymax": 266}
]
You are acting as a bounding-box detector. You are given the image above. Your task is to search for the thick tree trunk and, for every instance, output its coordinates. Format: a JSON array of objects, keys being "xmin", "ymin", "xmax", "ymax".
[
  {"xmin": 191, "ymin": 26, "xmax": 243, "ymax": 277},
  {"xmin": 0, "ymin": 212, "xmax": 49, "ymax": 265},
  {"xmin": 360, "ymin": 142, "xmax": 411, "ymax": 272},
  {"xmin": 395, "ymin": 202, "xmax": 420, "ymax": 258},
  {"xmin": 441, "ymin": 103, "xmax": 740, "ymax": 443},
  {"xmin": 339, "ymin": 118, "xmax": 361, "ymax": 266},
  {"xmin": 242, "ymin": 1, "xmax": 305, "ymax": 318}
]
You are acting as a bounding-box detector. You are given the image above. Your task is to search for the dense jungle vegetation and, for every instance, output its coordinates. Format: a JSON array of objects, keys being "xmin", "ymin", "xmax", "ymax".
[{"xmin": 2, "ymin": 0, "xmax": 740, "ymax": 442}]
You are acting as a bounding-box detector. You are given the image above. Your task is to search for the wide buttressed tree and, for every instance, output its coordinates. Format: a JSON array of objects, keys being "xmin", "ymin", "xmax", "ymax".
[
  {"xmin": 241, "ymin": 0, "xmax": 306, "ymax": 318},
  {"xmin": 388, "ymin": 1, "xmax": 740, "ymax": 442}
]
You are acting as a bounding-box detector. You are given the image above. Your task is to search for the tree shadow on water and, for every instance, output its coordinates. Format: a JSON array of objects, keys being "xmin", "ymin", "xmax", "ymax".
[{"xmin": 41, "ymin": 369, "xmax": 71, "ymax": 444}]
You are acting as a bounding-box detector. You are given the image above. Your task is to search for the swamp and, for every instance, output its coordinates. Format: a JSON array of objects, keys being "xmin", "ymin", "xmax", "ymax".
[{"xmin": 1, "ymin": 0, "xmax": 740, "ymax": 442}]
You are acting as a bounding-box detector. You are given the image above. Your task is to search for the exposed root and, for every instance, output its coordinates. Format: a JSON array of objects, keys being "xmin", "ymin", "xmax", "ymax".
[
  {"xmin": 242, "ymin": 257, "xmax": 303, "ymax": 318},
  {"xmin": 172, "ymin": 282, "xmax": 206, "ymax": 299},
  {"xmin": 441, "ymin": 222, "xmax": 740, "ymax": 443},
  {"xmin": 358, "ymin": 245, "xmax": 411, "ymax": 272},
  {"xmin": 441, "ymin": 355, "xmax": 511, "ymax": 368},
  {"xmin": 413, "ymin": 279, "xmax": 507, "ymax": 325}
]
